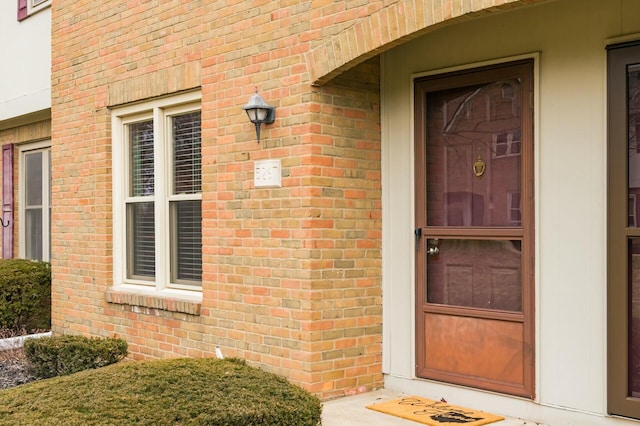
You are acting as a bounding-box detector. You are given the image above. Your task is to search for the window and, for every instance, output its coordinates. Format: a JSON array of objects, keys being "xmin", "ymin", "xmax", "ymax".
[
  {"xmin": 17, "ymin": 0, "xmax": 51, "ymax": 21},
  {"xmin": 508, "ymin": 191, "xmax": 522, "ymax": 226},
  {"xmin": 112, "ymin": 92, "xmax": 202, "ymax": 292},
  {"xmin": 19, "ymin": 142, "xmax": 51, "ymax": 262},
  {"xmin": 492, "ymin": 130, "xmax": 521, "ymax": 158}
]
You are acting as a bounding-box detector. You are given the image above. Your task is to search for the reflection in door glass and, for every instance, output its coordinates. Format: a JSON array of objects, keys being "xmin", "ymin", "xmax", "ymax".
[
  {"xmin": 24, "ymin": 152, "xmax": 43, "ymax": 260},
  {"xmin": 427, "ymin": 239, "xmax": 522, "ymax": 312},
  {"xmin": 630, "ymin": 238, "xmax": 640, "ymax": 397},
  {"xmin": 426, "ymin": 80, "xmax": 522, "ymax": 227},
  {"xmin": 629, "ymin": 66, "xmax": 640, "ymax": 227}
]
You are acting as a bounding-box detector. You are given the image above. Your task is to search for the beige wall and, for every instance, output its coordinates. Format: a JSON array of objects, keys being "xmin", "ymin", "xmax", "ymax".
[{"xmin": 382, "ymin": 0, "xmax": 640, "ymax": 423}]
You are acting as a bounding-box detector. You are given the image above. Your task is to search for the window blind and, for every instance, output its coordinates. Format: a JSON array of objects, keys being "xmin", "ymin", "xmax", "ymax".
[
  {"xmin": 129, "ymin": 120, "xmax": 154, "ymax": 197},
  {"xmin": 172, "ymin": 112, "xmax": 201, "ymax": 195},
  {"xmin": 173, "ymin": 200, "xmax": 202, "ymax": 282},
  {"xmin": 128, "ymin": 202, "xmax": 155, "ymax": 279}
]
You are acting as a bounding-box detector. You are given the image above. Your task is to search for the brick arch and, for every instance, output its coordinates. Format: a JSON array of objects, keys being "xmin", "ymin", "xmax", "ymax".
[{"xmin": 306, "ymin": 0, "xmax": 548, "ymax": 85}]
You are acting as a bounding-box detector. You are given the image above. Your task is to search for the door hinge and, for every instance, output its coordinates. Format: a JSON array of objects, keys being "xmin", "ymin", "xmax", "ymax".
[{"xmin": 414, "ymin": 228, "xmax": 422, "ymax": 250}]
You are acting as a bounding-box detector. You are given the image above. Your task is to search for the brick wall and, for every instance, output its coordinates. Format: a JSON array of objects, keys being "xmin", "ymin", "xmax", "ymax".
[
  {"xmin": 0, "ymin": 119, "xmax": 52, "ymax": 258},
  {"xmin": 50, "ymin": 0, "xmax": 545, "ymax": 400},
  {"xmin": 50, "ymin": 0, "xmax": 382, "ymax": 398}
]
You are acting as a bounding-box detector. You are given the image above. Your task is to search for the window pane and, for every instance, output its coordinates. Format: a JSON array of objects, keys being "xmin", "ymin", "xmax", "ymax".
[
  {"xmin": 25, "ymin": 152, "xmax": 43, "ymax": 207},
  {"xmin": 25, "ymin": 208, "xmax": 43, "ymax": 260},
  {"xmin": 171, "ymin": 200, "xmax": 202, "ymax": 283},
  {"xmin": 173, "ymin": 111, "xmax": 201, "ymax": 195},
  {"xmin": 427, "ymin": 239, "xmax": 522, "ymax": 312},
  {"xmin": 129, "ymin": 120, "xmax": 154, "ymax": 197},
  {"xmin": 127, "ymin": 202, "xmax": 155, "ymax": 279},
  {"xmin": 426, "ymin": 80, "xmax": 522, "ymax": 227},
  {"xmin": 630, "ymin": 66, "xmax": 640, "ymax": 227},
  {"xmin": 630, "ymin": 238, "xmax": 640, "ymax": 397}
]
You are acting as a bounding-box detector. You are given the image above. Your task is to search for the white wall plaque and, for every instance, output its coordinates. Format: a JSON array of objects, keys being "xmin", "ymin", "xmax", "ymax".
[{"xmin": 254, "ymin": 159, "xmax": 282, "ymax": 188}]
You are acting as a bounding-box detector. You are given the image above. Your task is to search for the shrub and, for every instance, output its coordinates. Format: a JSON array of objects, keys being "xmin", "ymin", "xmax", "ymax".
[
  {"xmin": 0, "ymin": 259, "xmax": 51, "ymax": 332},
  {"xmin": 0, "ymin": 358, "xmax": 322, "ymax": 426},
  {"xmin": 23, "ymin": 335, "xmax": 128, "ymax": 379}
]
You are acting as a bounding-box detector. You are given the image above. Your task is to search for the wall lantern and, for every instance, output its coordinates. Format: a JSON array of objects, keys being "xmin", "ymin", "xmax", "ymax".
[{"xmin": 243, "ymin": 88, "xmax": 275, "ymax": 143}]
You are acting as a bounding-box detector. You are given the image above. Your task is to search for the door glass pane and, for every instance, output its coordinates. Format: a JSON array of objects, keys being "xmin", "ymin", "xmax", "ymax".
[
  {"xmin": 629, "ymin": 65, "xmax": 640, "ymax": 227},
  {"xmin": 127, "ymin": 202, "xmax": 155, "ymax": 280},
  {"xmin": 25, "ymin": 152, "xmax": 42, "ymax": 207},
  {"xmin": 630, "ymin": 238, "xmax": 640, "ymax": 397},
  {"xmin": 24, "ymin": 152, "xmax": 43, "ymax": 260},
  {"xmin": 426, "ymin": 80, "xmax": 522, "ymax": 227},
  {"xmin": 427, "ymin": 239, "xmax": 522, "ymax": 312},
  {"xmin": 25, "ymin": 208, "xmax": 43, "ymax": 260}
]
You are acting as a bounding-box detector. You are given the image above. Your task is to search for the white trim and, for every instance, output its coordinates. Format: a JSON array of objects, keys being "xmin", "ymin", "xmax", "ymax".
[
  {"xmin": 111, "ymin": 91, "xmax": 202, "ymax": 293},
  {"xmin": 110, "ymin": 284, "xmax": 203, "ymax": 303},
  {"xmin": 410, "ymin": 52, "xmax": 541, "ymax": 81},
  {"xmin": 27, "ymin": 0, "xmax": 51, "ymax": 17},
  {"xmin": 380, "ymin": 52, "xmax": 391, "ymax": 375},
  {"xmin": 0, "ymin": 331, "xmax": 51, "ymax": 352},
  {"xmin": 605, "ymin": 33, "xmax": 640, "ymax": 48}
]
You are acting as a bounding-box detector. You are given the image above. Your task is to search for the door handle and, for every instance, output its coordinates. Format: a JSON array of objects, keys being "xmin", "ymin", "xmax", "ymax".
[{"xmin": 427, "ymin": 246, "xmax": 440, "ymax": 256}]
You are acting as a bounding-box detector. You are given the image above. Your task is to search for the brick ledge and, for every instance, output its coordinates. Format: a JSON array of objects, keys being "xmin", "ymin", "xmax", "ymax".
[{"xmin": 106, "ymin": 290, "xmax": 201, "ymax": 316}]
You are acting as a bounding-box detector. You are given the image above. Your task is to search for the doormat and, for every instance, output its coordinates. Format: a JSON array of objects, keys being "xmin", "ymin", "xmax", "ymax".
[{"xmin": 366, "ymin": 396, "xmax": 504, "ymax": 425}]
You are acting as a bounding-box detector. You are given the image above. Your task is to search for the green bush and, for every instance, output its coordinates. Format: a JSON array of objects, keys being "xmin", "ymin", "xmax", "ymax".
[
  {"xmin": 23, "ymin": 335, "xmax": 128, "ymax": 379},
  {"xmin": 0, "ymin": 358, "xmax": 322, "ymax": 426},
  {"xmin": 0, "ymin": 259, "xmax": 51, "ymax": 332}
]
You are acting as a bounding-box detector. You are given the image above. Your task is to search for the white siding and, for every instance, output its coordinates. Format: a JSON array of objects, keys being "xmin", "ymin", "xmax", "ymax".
[
  {"xmin": 381, "ymin": 0, "xmax": 640, "ymax": 423},
  {"xmin": 0, "ymin": 3, "xmax": 51, "ymax": 123}
]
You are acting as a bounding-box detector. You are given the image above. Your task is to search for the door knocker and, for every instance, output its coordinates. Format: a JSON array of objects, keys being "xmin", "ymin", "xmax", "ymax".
[{"xmin": 473, "ymin": 155, "xmax": 485, "ymax": 178}]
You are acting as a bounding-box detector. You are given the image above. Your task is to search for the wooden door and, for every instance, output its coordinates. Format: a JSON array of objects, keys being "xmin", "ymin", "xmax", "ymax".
[{"xmin": 415, "ymin": 60, "xmax": 534, "ymax": 398}]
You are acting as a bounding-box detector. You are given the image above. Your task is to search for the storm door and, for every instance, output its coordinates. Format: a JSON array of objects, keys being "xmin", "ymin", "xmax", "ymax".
[
  {"xmin": 19, "ymin": 143, "xmax": 51, "ymax": 262},
  {"xmin": 415, "ymin": 60, "xmax": 534, "ymax": 398},
  {"xmin": 608, "ymin": 41, "xmax": 640, "ymax": 420}
]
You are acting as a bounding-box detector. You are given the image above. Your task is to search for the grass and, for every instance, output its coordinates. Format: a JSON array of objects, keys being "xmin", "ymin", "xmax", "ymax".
[{"xmin": 0, "ymin": 357, "xmax": 322, "ymax": 426}]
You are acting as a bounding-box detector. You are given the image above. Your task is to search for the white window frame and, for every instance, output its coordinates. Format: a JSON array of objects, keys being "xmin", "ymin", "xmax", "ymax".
[
  {"xmin": 492, "ymin": 131, "xmax": 521, "ymax": 158},
  {"xmin": 112, "ymin": 91, "xmax": 202, "ymax": 295},
  {"xmin": 18, "ymin": 140, "xmax": 51, "ymax": 262},
  {"xmin": 507, "ymin": 190, "xmax": 522, "ymax": 226},
  {"xmin": 28, "ymin": 0, "xmax": 51, "ymax": 16}
]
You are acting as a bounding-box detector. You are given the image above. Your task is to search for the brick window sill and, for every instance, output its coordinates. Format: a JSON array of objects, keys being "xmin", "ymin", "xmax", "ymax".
[{"xmin": 106, "ymin": 288, "xmax": 201, "ymax": 316}]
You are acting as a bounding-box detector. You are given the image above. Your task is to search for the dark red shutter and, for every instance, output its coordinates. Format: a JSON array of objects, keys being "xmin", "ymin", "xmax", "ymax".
[
  {"xmin": 2, "ymin": 145, "xmax": 14, "ymax": 259},
  {"xmin": 17, "ymin": 0, "xmax": 27, "ymax": 21}
]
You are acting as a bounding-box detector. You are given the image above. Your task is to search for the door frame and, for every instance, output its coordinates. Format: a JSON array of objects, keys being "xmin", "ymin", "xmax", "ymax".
[
  {"xmin": 414, "ymin": 59, "xmax": 535, "ymax": 398},
  {"xmin": 607, "ymin": 40, "xmax": 640, "ymax": 419}
]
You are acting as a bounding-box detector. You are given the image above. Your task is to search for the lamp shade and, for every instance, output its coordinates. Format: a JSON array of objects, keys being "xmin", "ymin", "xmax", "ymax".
[
  {"xmin": 243, "ymin": 91, "xmax": 275, "ymax": 124},
  {"xmin": 242, "ymin": 89, "xmax": 276, "ymax": 143}
]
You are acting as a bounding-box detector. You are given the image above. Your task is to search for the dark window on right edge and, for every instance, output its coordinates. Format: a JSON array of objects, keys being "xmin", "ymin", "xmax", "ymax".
[{"xmin": 608, "ymin": 41, "xmax": 640, "ymax": 420}]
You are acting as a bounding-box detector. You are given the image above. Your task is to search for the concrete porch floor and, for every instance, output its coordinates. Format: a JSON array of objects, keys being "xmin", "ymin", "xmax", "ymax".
[{"xmin": 321, "ymin": 389, "xmax": 545, "ymax": 426}]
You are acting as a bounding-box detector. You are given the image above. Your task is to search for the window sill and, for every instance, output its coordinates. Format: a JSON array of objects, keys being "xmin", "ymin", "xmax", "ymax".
[{"xmin": 106, "ymin": 287, "xmax": 202, "ymax": 316}]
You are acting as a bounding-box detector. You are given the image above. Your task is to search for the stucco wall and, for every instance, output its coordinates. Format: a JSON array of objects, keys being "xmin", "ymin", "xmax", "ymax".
[{"xmin": 382, "ymin": 0, "xmax": 640, "ymax": 421}]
